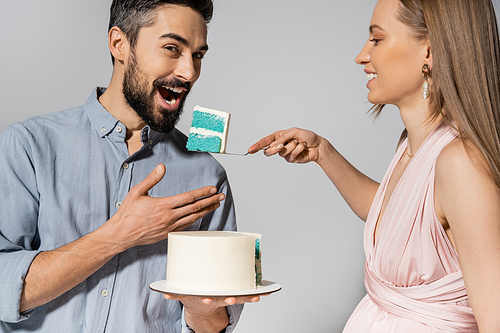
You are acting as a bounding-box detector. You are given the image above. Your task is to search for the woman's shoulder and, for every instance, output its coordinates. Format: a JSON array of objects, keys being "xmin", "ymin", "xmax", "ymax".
[
  {"xmin": 435, "ymin": 137, "xmax": 499, "ymax": 224},
  {"xmin": 436, "ymin": 138, "xmax": 470, "ymax": 174},
  {"xmin": 435, "ymin": 138, "xmax": 490, "ymax": 184}
]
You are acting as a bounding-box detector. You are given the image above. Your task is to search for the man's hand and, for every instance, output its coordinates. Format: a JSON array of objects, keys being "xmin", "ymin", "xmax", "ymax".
[
  {"xmin": 104, "ymin": 163, "xmax": 226, "ymax": 252},
  {"xmin": 164, "ymin": 294, "xmax": 267, "ymax": 333},
  {"xmin": 20, "ymin": 164, "xmax": 226, "ymax": 312}
]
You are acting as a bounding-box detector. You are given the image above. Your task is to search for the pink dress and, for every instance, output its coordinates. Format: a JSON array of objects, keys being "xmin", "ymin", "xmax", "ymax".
[{"xmin": 343, "ymin": 121, "xmax": 478, "ymax": 332}]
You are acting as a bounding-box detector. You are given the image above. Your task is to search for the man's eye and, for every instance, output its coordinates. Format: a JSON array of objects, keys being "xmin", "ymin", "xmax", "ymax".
[
  {"xmin": 193, "ymin": 53, "xmax": 205, "ymax": 60},
  {"xmin": 165, "ymin": 46, "xmax": 179, "ymax": 53}
]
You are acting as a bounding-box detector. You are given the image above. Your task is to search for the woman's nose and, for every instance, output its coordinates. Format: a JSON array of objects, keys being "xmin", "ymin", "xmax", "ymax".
[{"xmin": 355, "ymin": 41, "xmax": 371, "ymax": 65}]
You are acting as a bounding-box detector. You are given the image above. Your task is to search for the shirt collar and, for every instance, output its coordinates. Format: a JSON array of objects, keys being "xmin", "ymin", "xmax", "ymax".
[
  {"xmin": 140, "ymin": 125, "xmax": 165, "ymax": 149},
  {"xmin": 85, "ymin": 87, "xmax": 165, "ymax": 147},
  {"xmin": 85, "ymin": 87, "xmax": 121, "ymax": 138}
]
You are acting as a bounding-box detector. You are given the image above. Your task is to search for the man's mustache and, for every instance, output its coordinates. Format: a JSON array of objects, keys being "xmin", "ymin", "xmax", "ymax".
[{"xmin": 153, "ymin": 77, "xmax": 191, "ymax": 91}]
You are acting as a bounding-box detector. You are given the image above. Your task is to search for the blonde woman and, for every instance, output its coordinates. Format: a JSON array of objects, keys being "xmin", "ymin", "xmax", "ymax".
[{"xmin": 249, "ymin": 0, "xmax": 500, "ymax": 331}]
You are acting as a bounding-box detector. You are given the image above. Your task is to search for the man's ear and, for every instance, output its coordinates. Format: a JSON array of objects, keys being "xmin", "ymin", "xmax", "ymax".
[{"xmin": 109, "ymin": 26, "xmax": 128, "ymax": 63}]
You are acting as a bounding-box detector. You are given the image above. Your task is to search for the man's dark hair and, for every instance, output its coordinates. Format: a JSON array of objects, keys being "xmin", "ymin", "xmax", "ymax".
[{"xmin": 108, "ymin": 0, "xmax": 213, "ymax": 64}]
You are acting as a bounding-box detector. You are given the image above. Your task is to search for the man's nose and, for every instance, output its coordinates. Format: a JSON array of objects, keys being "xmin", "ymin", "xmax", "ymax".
[{"xmin": 174, "ymin": 54, "xmax": 197, "ymax": 83}]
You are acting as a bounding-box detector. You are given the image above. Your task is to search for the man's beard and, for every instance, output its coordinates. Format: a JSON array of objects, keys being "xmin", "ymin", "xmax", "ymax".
[{"xmin": 122, "ymin": 52, "xmax": 190, "ymax": 134}]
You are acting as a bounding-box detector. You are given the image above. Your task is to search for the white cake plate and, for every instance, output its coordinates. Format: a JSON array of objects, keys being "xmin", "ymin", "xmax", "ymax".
[{"xmin": 149, "ymin": 279, "xmax": 281, "ymax": 297}]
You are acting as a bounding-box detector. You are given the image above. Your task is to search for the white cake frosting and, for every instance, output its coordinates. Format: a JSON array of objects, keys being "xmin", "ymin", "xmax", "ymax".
[
  {"xmin": 166, "ymin": 231, "xmax": 262, "ymax": 292},
  {"xmin": 188, "ymin": 127, "xmax": 224, "ymax": 140}
]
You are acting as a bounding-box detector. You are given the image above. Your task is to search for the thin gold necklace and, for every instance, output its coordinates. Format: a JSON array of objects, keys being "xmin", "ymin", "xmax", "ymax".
[{"xmin": 405, "ymin": 147, "xmax": 414, "ymax": 158}]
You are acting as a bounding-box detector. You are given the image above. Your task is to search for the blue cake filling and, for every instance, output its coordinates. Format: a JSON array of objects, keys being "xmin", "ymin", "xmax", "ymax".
[
  {"xmin": 191, "ymin": 111, "xmax": 225, "ymax": 133},
  {"xmin": 255, "ymin": 238, "xmax": 262, "ymax": 285},
  {"xmin": 186, "ymin": 133, "xmax": 222, "ymax": 153}
]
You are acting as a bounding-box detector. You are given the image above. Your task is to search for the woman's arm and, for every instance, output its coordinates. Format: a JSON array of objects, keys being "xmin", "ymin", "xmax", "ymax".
[
  {"xmin": 249, "ymin": 128, "xmax": 379, "ymax": 221},
  {"xmin": 435, "ymin": 139, "xmax": 500, "ymax": 332}
]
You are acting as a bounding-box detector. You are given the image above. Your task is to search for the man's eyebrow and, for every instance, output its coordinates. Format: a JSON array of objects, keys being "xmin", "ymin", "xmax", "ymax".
[
  {"xmin": 369, "ymin": 24, "xmax": 385, "ymax": 34},
  {"xmin": 159, "ymin": 32, "xmax": 209, "ymax": 52},
  {"xmin": 160, "ymin": 33, "xmax": 188, "ymax": 45},
  {"xmin": 198, "ymin": 44, "xmax": 209, "ymax": 52}
]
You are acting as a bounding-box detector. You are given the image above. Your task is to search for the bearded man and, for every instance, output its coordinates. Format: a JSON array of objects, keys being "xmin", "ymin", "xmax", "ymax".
[{"xmin": 0, "ymin": 1, "xmax": 260, "ymax": 332}]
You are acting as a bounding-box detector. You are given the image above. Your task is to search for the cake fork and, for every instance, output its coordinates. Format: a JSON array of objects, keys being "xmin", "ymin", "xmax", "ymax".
[{"xmin": 223, "ymin": 145, "xmax": 270, "ymax": 156}]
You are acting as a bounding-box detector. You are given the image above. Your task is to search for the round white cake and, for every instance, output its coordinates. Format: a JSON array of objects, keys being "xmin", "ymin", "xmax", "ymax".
[{"xmin": 166, "ymin": 231, "xmax": 261, "ymax": 293}]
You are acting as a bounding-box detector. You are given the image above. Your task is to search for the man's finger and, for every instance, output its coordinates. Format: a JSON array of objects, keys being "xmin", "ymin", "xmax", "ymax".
[
  {"xmin": 167, "ymin": 186, "xmax": 221, "ymax": 209},
  {"xmin": 170, "ymin": 202, "xmax": 222, "ymax": 231},
  {"xmin": 130, "ymin": 164, "xmax": 166, "ymax": 197}
]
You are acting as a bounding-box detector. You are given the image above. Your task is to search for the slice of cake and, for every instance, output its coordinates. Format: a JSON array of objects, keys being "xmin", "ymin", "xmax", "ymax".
[
  {"xmin": 186, "ymin": 106, "xmax": 230, "ymax": 153},
  {"xmin": 166, "ymin": 231, "xmax": 262, "ymax": 292},
  {"xmin": 186, "ymin": 105, "xmax": 231, "ymax": 153}
]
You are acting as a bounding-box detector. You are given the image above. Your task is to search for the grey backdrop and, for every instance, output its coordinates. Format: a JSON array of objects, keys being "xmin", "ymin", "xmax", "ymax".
[{"xmin": 1, "ymin": 1, "xmax": 499, "ymax": 332}]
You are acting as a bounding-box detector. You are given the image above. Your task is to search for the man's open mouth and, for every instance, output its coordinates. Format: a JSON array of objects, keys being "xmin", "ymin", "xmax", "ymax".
[{"xmin": 158, "ymin": 86, "xmax": 184, "ymax": 106}]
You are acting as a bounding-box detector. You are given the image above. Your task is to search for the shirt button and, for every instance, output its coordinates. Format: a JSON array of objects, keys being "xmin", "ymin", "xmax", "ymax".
[
  {"xmin": 100, "ymin": 128, "xmax": 106, "ymax": 133},
  {"xmin": 115, "ymin": 202, "xmax": 122, "ymax": 208},
  {"xmin": 116, "ymin": 126, "xmax": 123, "ymax": 133},
  {"xmin": 123, "ymin": 163, "xmax": 129, "ymax": 169},
  {"xmin": 101, "ymin": 289, "xmax": 109, "ymax": 297}
]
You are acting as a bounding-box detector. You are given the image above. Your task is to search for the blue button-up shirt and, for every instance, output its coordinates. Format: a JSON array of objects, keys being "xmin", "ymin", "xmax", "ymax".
[{"xmin": 0, "ymin": 88, "xmax": 242, "ymax": 332}]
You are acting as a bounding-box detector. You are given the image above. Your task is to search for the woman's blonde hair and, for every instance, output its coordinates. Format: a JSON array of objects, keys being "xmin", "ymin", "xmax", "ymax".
[{"xmin": 376, "ymin": 0, "xmax": 500, "ymax": 186}]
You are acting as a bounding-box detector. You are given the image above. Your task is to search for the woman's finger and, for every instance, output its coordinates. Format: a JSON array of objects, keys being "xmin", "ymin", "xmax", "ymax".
[
  {"xmin": 248, "ymin": 130, "xmax": 286, "ymax": 153},
  {"xmin": 278, "ymin": 139, "xmax": 299, "ymax": 157},
  {"xmin": 288, "ymin": 141, "xmax": 308, "ymax": 162}
]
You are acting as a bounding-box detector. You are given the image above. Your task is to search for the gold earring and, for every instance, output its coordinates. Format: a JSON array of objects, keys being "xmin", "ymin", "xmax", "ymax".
[{"xmin": 422, "ymin": 64, "xmax": 430, "ymax": 100}]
